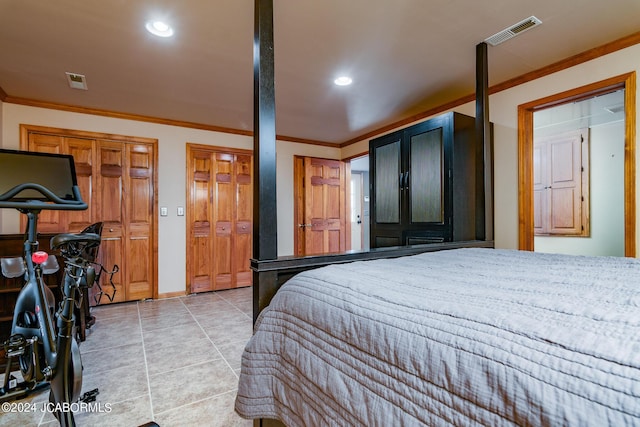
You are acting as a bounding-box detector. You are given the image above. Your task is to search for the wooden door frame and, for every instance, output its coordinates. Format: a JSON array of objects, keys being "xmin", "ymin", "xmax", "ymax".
[
  {"xmin": 20, "ymin": 124, "xmax": 159, "ymax": 298},
  {"xmin": 518, "ymin": 72, "xmax": 636, "ymax": 256}
]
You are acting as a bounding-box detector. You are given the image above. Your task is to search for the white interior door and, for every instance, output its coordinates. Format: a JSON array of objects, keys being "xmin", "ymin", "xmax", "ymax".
[{"xmin": 350, "ymin": 172, "xmax": 363, "ymax": 250}]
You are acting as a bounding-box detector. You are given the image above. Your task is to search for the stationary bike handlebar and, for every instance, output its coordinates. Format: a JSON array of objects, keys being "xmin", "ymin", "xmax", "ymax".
[{"xmin": 0, "ymin": 183, "xmax": 87, "ymax": 211}]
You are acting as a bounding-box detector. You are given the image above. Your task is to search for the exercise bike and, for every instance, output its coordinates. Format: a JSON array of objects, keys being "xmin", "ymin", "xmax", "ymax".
[{"xmin": 0, "ymin": 149, "xmax": 99, "ymax": 426}]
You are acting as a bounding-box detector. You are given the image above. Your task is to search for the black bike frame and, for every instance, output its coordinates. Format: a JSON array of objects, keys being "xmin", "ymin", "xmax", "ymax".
[
  {"xmin": 11, "ymin": 210, "xmax": 80, "ymax": 423},
  {"xmin": 11, "ymin": 210, "xmax": 59, "ymax": 370}
]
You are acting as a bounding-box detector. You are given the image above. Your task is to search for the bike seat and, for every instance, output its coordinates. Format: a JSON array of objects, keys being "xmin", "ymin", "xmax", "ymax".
[{"xmin": 50, "ymin": 233, "xmax": 101, "ymax": 251}]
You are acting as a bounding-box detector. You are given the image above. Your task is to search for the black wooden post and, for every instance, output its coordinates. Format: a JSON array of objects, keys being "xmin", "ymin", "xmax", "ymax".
[
  {"xmin": 475, "ymin": 42, "xmax": 493, "ymax": 241},
  {"xmin": 253, "ymin": 0, "xmax": 279, "ymax": 323}
]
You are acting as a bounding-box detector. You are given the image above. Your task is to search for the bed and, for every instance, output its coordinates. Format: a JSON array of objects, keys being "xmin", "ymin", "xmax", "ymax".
[{"xmin": 235, "ymin": 247, "xmax": 640, "ymax": 426}]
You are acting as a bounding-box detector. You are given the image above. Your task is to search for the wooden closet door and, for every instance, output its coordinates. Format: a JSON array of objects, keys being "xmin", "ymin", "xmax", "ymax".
[
  {"xmin": 96, "ymin": 141, "xmax": 126, "ymax": 303},
  {"xmin": 22, "ymin": 125, "xmax": 157, "ymax": 305},
  {"xmin": 26, "ymin": 134, "xmax": 95, "ymax": 233},
  {"xmin": 125, "ymin": 143, "xmax": 154, "ymax": 300},
  {"xmin": 188, "ymin": 150, "xmax": 214, "ymax": 293},
  {"xmin": 213, "ymin": 153, "xmax": 234, "ymax": 290},
  {"xmin": 234, "ymin": 154, "xmax": 252, "ymax": 287},
  {"xmin": 186, "ymin": 145, "xmax": 252, "ymax": 293},
  {"xmin": 27, "ymin": 133, "xmax": 64, "ymax": 233},
  {"xmin": 65, "ymin": 138, "xmax": 95, "ymax": 232}
]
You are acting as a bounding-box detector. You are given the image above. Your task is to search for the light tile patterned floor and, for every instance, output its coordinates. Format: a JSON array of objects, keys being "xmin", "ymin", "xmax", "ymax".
[{"xmin": 0, "ymin": 287, "xmax": 254, "ymax": 427}]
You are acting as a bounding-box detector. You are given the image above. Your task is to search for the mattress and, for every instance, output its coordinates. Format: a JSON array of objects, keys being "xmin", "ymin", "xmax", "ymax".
[{"xmin": 235, "ymin": 248, "xmax": 640, "ymax": 426}]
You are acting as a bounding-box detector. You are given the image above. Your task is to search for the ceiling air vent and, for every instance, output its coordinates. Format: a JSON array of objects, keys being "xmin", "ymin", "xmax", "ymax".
[
  {"xmin": 65, "ymin": 72, "xmax": 88, "ymax": 90},
  {"xmin": 485, "ymin": 16, "xmax": 542, "ymax": 46}
]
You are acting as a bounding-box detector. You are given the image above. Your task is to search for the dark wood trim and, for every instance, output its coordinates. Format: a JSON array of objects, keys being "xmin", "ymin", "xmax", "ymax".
[
  {"xmin": 185, "ymin": 142, "xmax": 253, "ymax": 156},
  {"xmin": 20, "ymin": 124, "xmax": 159, "ymax": 145},
  {"xmin": 517, "ymin": 72, "xmax": 636, "ymax": 256}
]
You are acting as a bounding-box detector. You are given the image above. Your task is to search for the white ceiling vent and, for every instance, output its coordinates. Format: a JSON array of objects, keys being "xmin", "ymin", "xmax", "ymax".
[
  {"xmin": 485, "ymin": 16, "xmax": 542, "ymax": 46},
  {"xmin": 65, "ymin": 72, "xmax": 88, "ymax": 90}
]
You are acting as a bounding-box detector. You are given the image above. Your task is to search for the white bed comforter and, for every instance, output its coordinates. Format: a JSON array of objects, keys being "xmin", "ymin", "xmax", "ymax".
[{"xmin": 235, "ymin": 248, "xmax": 640, "ymax": 426}]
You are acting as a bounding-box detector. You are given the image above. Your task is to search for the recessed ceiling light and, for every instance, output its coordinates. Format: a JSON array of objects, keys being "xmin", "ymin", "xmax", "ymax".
[
  {"xmin": 334, "ymin": 76, "xmax": 353, "ymax": 86},
  {"xmin": 146, "ymin": 20, "xmax": 174, "ymax": 37}
]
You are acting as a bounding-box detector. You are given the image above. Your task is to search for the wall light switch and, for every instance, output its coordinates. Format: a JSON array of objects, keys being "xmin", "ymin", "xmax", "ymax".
[
  {"xmin": 160, "ymin": 207, "xmax": 168, "ymax": 216},
  {"xmin": 177, "ymin": 207, "xmax": 184, "ymax": 216}
]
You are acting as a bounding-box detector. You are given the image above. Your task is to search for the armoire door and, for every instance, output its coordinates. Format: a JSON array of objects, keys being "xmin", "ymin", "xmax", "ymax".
[
  {"xmin": 369, "ymin": 135, "xmax": 403, "ymax": 248},
  {"xmin": 186, "ymin": 144, "xmax": 252, "ymax": 293}
]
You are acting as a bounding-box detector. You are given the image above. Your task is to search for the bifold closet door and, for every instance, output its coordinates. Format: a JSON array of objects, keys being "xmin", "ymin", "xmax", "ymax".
[
  {"xmin": 187, "ymin": 146, "xmax": 252, "ymax": 293},
  {"xmin": 25, "ymin": 127, "xmax": 157, "ymax": 304}
]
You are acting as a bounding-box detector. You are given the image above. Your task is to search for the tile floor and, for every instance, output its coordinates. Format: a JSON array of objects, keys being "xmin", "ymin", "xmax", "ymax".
[{"xmin": 0, "ymin": 287, "xmax": 255, "ymax": 427}]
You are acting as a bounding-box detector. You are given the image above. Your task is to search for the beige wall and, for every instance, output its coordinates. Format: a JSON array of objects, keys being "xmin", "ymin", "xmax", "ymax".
[{"xmin": 0, "ymin": 104, "xmax": 339, "ymax": 296}]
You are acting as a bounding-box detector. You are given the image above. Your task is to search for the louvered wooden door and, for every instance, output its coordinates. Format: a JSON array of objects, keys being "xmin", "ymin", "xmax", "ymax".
[{"xmin": 187, "ymin": 144, "xmax": 252, "ymax": 293}]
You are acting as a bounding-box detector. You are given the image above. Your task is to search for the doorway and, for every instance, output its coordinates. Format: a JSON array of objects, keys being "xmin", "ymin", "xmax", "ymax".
[
  {"xmin": 533, "ymin": 91, "xmax": 624, "ymax": 256},
  {"xmin": 349, "ymin": 155, "xmax": 370, "ymax": 251},
  {"xmin": 518, "ymin": 73, "xmax": 636, "ymax": 256}
]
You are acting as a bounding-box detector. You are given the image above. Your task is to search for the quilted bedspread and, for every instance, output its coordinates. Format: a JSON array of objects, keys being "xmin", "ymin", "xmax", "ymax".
[{"xmin": 235, "ymin": 248, "xmax": 640, "ymax": 426}]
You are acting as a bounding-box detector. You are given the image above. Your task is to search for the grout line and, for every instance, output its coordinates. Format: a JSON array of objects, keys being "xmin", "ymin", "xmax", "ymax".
[
  {"xmin": 180, "ymin": 295, "xmax": 243, "ymax": 377},
  {"xmin": 153, "ymin": 389, "xmax": 239, "ymax": 418},
  {"xmin": 137, "ymin": 301, "xmax": 156, "ymax": 421}
]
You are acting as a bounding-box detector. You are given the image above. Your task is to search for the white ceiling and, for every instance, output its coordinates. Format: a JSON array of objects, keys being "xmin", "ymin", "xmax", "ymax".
[
  {"xmin": 0, "ymin": 1, "xmax": 638, "ymax": 145},
  {"xmin": 534, "ymin": 90, "xmax": 625, "ymax": 137}
]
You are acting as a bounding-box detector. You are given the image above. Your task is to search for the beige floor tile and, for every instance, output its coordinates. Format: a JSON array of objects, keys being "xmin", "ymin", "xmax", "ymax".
[
  {"xmin": 73, "ymin": 394, "xmax": 154, "ymax": 427},
  {"xmin": 80, "ymin": 320, "xmax": 142, "ymax": 353},
  {"xmin": 0, "ymin": 287, "xmax": 254, "ymax": 426},
  {"xmin": 145, "ymin": 337, "xmax": 223, "ymax": 376},
  {"xmin": 139, "ymin": 312, "xmax": 197, "ymax": 332},
  {"xmin": 90, "ymin": 301, "xmax": 139, "ymax": 320},
  {"xmin": 154, "ymin": 390, "xmax": 252, "ymax": 427},
  {"xmin": 81, "ymin": 363, "xmax": 148, "ymax": 405},
  {"xmin": 202, "ymin": 318, "xmax": 253, "ymax": 347},
  {"xmin": 193, "ymin": 306, "xmax": 250, "ymax": 329},
  {"xmin": 81, "ymin": 342, "xmax": 145, "ymax": 375},
  {"xmin": 142, "ymin": 322, "xmax": 208, "ymax": 350},
  {"xmin": 180, "ymin": 292, "xmax": 224, "ymax": 307},
  {"xmin": 148, "ymin": 360, "xmax": 238, "ymax": 414},
  {"xmin": 216, "ymin": 339, "xmax": 250, "ymax": 372}
]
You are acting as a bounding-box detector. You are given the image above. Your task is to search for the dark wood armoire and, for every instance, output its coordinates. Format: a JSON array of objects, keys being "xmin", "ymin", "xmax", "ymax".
[{"xmin": 369, "ymin": 111, "xmax": 485, "ymax": 248}]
